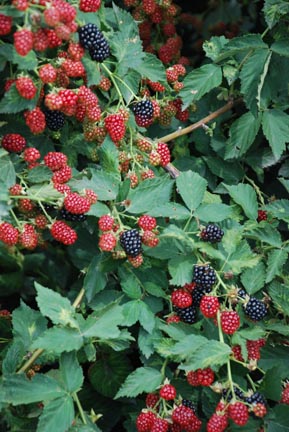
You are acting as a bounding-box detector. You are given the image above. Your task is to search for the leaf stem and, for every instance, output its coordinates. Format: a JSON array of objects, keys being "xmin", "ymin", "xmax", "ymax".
[
  {"xmin": 73, "ymin": 391, "xmax": 87, "ymax": 425},
  {"xmin": 16, "ymin": 288, "xmax": 85, "ymax": 374},
  {"xmin": 101, "ymin": 63, "xmax": 125, "ymax": 106}
]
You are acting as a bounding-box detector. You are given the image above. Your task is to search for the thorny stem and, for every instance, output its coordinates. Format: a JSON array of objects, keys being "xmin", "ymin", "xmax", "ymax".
[
  {"xmin": 244, "ymin": 175, "xmax": 265, "ymax": 206},
  {"xmin": 157, "ymin": 98, "xmax": 242, "ymax": 144},
  {"xmin": 17, "ymin": 288, "xmax": 85, "ymax": 374}
]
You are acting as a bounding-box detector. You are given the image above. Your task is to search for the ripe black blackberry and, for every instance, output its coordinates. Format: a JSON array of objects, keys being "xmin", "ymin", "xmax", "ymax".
[
  {"xmin": 78, "ymin": 23, "xmax": 110, "ymax": 62},
  {"xmin": 132, "ymin": 100, "xmax": 154, "ymax": 120},
  {"xmin": 191, "ymin": 284, "xmax": 211, "ymax": 306},
  {"xmin": 45, "ymin": 109, "xmax": 65, "ymax": 131},
  {"xmin": 182, "ymin": 399, "xmax": 197, "ymax": 413},
  {"xmin": 222, "ymin": 386, "xmax": 245, "ymax": 402},
  {"xmin": 174, "ymin": 305, "xmax": 197, "ymax": 324},
  {"xmin": 200, "ymin": 224, "xmax": 224, "ymax": 243},
  {"xmin": 243, "ymin": 297, "xmax": 267, "ymax": 321},
  {"xmin": 89, "ymin": 42, "xmax": 110, "ymax": 62},
  {"xmin": 246, "ymin": 392, "xmax": 266, "ymax": 405},
  {"xmin": 59, "ymin": 208, "xmax": 87, "ymax": 222},
  {"xmin": 193, "ymin": 264, "xmax": 216, "ymax": 289},
  {"xmin": 119, "ymin": 229, "xmax": 142, "ymax": 257}
]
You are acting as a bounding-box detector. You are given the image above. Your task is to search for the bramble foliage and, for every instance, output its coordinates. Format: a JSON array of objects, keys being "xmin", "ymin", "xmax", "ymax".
[{"xmin": 1, "ymin": 0, "xmax": 289, "ymax": 431}]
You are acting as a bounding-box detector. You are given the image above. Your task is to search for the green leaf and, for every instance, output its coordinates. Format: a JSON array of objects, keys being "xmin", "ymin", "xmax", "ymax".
[
  {"xmin": 110, "ymin": 4, "xmax": 144, "ymax": 75},
  {"xmin": 265, "ymin": 199, "xmax": 289, "ymax": 222},
  {"xmin": 119, "ymin": 268, "xmax": 142, "ymax": 299},
  {"xmin": 90, "ymin": 169, "xmax": 120, "ymax": 201},
  {"xmin": 215, "ymin": 34, "xmax": 267, "ymax": 62},
  {"xmin": 115, "ymin": 367, "xmax": 162, "ymax": 398},
  {"xmin": 12, "ymin": 301, "xmax": 47, "ymax": 349},
  {"xmin": 148, "ymin": 203, "xmax": 190, "ymax": 220},
  {"xmin": 84, "ymin": 255, "xmax": 108, "ymax": 302},
  {"xmin": 168, "ymin": 256, "xmax": 193, "ymax": 286},
  {"xmin": 241, "ymin": 262, "xmax": 266, "ymax": 295},
  {"xmin": 268, "ymin": 280, "xmax": 289, "ymax": 315},
  {"xmin": 29, "ymin": 184, "xmax": 63, "ymax": 201},
  {"xmin": 138, "ymin": 301, "xmax": 156, "ymax": 334},
  {"xmin": 179, "ymin": 64, "xmax": 222, "ymax": 109},
  {"xmin": 195, "ymin": 203, "xmax": 232, "ymax": 222},
  {"xmin": 81, "ymin": 305, "xmax": 123, "ymax": 339},
  {"xmin": 176, "ymin": 170, "xmax": 207, "ymax": 211},
  {"xmin": 88, "ymin": 351, "xmax": 132, "ymax": 398},
  {"xmin": 26, "ymin": 166, "xmax": 52, "ymax": 184},
  {"xmin": 31, "ymin": 327, "xmax": 83, "ymax": 354},
  {"xmin": 225, "ymin": 112, "xmax": 262, "ymax": 159},
  {"xmin": 0, "ymin": 155, "xmax": 16, "ymax": 188},
  {"xmin": 87, "ymin": 201, "xmax": 110, "ymax": 217},
  {"xmin": 271, "ymin": 40, "xmax": 289, "ymax": 58},
  {"xmin": 262, "ymin": 109, "xmax": 289, "ymax": 159},
  {"xmin": 203, "ymin": 36, "xmax": 229, "ymax": 61},
  {"xmin": 135, "ymin": 53, "xmax": 166, "ymax": 83},
  {"xmin": 81, "ymin": 56, "xmax": 101, "ymax": 87},
  {"xmin": 59, "ymin": 352, "xmax": 84, "ymax": 393},
  {"xmin": 224, "ymin": 183, "xmax": 258, "ymax": 219},
  {"xmin": 240, "ymin": 49, "xmax": 271, "ymax": 115},
  {"xmin": 35, "ymin": 282, "xmax": 78, "ymax": 329},
  {"xmin": 2, "ymin": 342, "xmax": 25, "ymax": 375},
  {"xmin": 169, "ymin": 334, "xmax": 231, "ymax": 370},
  {"xmin": 245, "ymin": 224, "xmax": 282, "ymax": 247},
  {"xmin": 126, "ymin": 176, "xmax": 173, "ymax": 214},
  {"xmin": 117, "ymin": 70, "xmax": 140, "ymax": 104},
  {"xmin": 266, "ymin": 249, "xmax": 288, "ymax": 283},
  {"xmin": 266, "ymin": 405, "xmax": 289, "ymax": 432},
  {"xmin": 0, "ymin": 45, "xmax": 38, "ymax": 70},
  {"xmin": 260, "ymin": 366, "xmax": 283, "ymax": 401},
  {"xmin": 37, "ymin": 396, "xmax": 74, "ymax": 432},
  {"xmin": 263, "ymin": 0, "xmax": 289, "ymax": 29},
  {"xmin": 0, "ymin": 84, "xmax": 38, "ymax": 114},
  {"xmin": 259, "ymin": 345, "xmax": 289, "ymax": 373},
  {"xmin": 2, "ymin": 373, "xmax": 65, "ymax": 405}
]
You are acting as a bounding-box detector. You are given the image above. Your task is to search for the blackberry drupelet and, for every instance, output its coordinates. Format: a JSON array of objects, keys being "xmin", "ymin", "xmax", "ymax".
[
  {"xmin": 59, "ymin": 208, "xmax": 87, "ymax": 222},
  {"xmin": 200, "ymin": 224, "xmax": 224, "ymax": 243},
  {"xmin": 244, "ymin": 297, "xmax": 267, "ymax": 321},
  {"xmin": 174, "ymin": 305, "xmax": 197, "ymax": 324},
  {"xmin": 181, "ymin": 399, "xmax": 197, "ymax": 413},
  {"xmin": 132, "ymin": 100, "xmax": 154, "ymax": 120},
  {"xmin": 45, "ymin": 109, "xmax": 65, "ymax": 131},
  {"xmin": 119, "ymin": 229, "xmax": 142, "ymax": 257},
  {"xmin": 238, "ymin": 288, "xmax": 247, "ymax": 299},
  {"xmin": 78, "ymin": 23, "xmax": 110, "ymax": 62},
  {"xmin": 193, "ymin": 264, "xmax": 216, "ymax": 289}
]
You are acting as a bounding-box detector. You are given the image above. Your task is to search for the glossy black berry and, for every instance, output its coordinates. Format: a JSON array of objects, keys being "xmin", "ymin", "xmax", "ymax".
[
  {"xmin": 193, "ymin": 264, "xmax": 216, "ymax": 289},
  {"xmin": 200, "ymin": 224, "xmax": 224, "ymax": 243},
  {"xmin": 222, "ymin": 386, "xmax": 245, "ymax": 402},
  {"xmin": 59, "ymin": 208, "xmax": 87, "ymax": 222},
  {"xmin": 119, "ymin": 229, "xmax": 142, "ymax": 257},
  {"xmin": 238, "ymin": 288, "xmax": 247, "ymax": 299},
  {"xmin": 246, "ymin": 392, "xmax": 266, "ymax": 405},
  {"xmin": 45, "ymin": 109, "xmax": 65, "ymax": 131},
  {"xmin": 78, "ymin": 23, "xmax": 110, "ymax": 62},
  {"xmin": 174, "ymin": 305, "xmax": 197, "ymax": 324},
  {"xmin": 132, "ymin": 100, "xmax": 154, "ymax": 120},
  {"xmin": 182, "ymin": 399, "xmax": 197, "ymax": 413},
  {"xmin": 191, "ymin": 284, "xmax": 211, "ymax": 306},
  {"xmin": 244, "ymin": 297, "xmax": 267, "ymax": 321}
]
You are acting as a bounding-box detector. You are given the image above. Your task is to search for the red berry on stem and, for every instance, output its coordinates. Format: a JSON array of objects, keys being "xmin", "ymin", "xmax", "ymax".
[
  {"xmin": 228, "ymin": 402, "xmax": 249, "ymax": 426},
  {"xmin": 1, "ymin": 134, "xmax": 26, "ymax": 153},
  {"xmin": 64, "ymin": 193, "xmax": 91, "ymax": 215},
  {"xmin": 138, "ymin": 215, "xmax": 157, "ymax": 231},
  {"xmin": 14, "ymin": 28, "xmax": 33, "ymax": 56},
  {"xmin": 50, "ymin": 221, "xmax": 77, "ymax": 245},
  {"xmin": 0, "ymin": 222, "xmax": 19, "ymax": 246},
  {"xmin": 200, "ymin": 296, "xmax": 220, "ymax": 318},
  {"xmin": 159, "ymin": 383, "xmax": 177, "ymax": 400},
  {"xmin": 171, "ymin": 289, "xmax": 192, "ymax": 308},
  {"xmin": 99, "ymin": 233, "xmax": 117, "ymax": 252},
  {"xmin": 220, "ymin": 310, "xmax": 240, "ymax": 335},
  {"xmin": 16, "ymin": 76, "xmax": 37, "ymax": 100},
  {"xmin": 98, "ymin": 215, "xmax": 114, "ymax": 231}
]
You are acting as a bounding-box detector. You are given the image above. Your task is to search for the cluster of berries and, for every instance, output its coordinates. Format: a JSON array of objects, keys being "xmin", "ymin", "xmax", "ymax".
[
  {"xmin": 124, "ymin": 0, "xmax": 189, "ymax": 66},
  {"xmin": 186, "ymin": 368, "xmax": 215, "ymax": 387},
  {"xmin": 232, "ymin": 338, "xmax": 266, "ymax": 364},
  {"xmin": 136, "ymin": 382, "xmax": 202, "ymax": 432},
  {"xmin": 0, "ymin": 145, "xmax": 98, "ymax": 248},
  {"xmin": 167, "ymin": 264, "xmax": 217, "ymax": 324},
  {"xmin": 118, "ymin": 139, "xmax": 171, "ymax": 189},
  {"xmin": 98, "ymin": 215, "xmax": 159, "ymax": 267}
]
